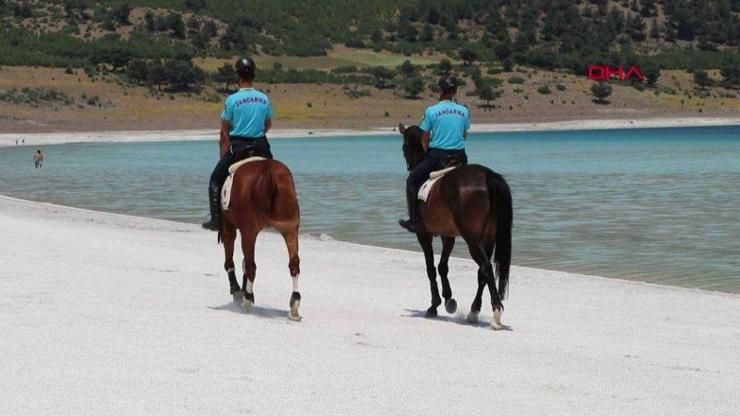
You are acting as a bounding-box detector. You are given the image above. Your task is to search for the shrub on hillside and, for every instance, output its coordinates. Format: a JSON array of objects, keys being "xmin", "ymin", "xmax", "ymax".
[
  {"xmin": 507, "ymin": 76, "xmax": 525, "ymax": 84},
  {"xmin": 403, "ymin": 76, "xmax": 424, "ymax": 99},
  {"xmin": 591, "ymin": 82, "xmax": 612, "ymax": 104}
]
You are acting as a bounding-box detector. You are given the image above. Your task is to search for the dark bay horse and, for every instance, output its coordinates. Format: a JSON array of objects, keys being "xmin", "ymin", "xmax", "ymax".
[
  {"xmin": 218, "ymin": 141, "xmax": 302, "ymax": 320},
  {"xmin": 399, "ymin": 124, "xmax": 513, "ymax": 329}
]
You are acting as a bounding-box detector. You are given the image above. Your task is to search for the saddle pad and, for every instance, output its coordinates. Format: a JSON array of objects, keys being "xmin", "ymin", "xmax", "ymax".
[
  {"xmin": 228, "ymin": 156, "xmax": 266, "ymax": 174},
  {"xmin": 222, "ymin": 156, "xmax": 267, "ymax": 210},
  {"xmin": 417, "ymin": 166, "xmax": 459, "ymax": 202},
  {"xmin": 430, "ymin": 166, "xmax": 457, "ymax": 179}
]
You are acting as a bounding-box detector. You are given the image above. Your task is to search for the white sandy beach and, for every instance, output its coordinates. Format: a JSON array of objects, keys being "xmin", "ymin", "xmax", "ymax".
[
  {"xmin": 1, "ymin": 116, "xmax": 738, "ymax": 147},
  {"xmin": 1, "ymin": 194, "xmax": 739, "ymax": 415}
]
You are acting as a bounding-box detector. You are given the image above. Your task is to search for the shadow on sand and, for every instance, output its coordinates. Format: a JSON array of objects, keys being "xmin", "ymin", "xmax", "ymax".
[
  {"xmin": 208, "ymin": 300, "xmax": 290, "ymax": 321},
  {"xmin": 403, "ymin": 308, "xmax": 513, "ymax": 331}
]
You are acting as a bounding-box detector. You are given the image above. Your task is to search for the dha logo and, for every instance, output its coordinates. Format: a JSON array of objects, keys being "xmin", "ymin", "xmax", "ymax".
[{"xmin": 588, "ymin": 65, "xmax": 645, "ymax": 82}]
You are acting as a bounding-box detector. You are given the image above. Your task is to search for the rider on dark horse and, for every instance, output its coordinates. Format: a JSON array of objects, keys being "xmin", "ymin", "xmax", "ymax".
[
  {"xmin": 203, "ymin": 57, "xmax": 274, "ymax": 231},
  {"xmin": 399, "ymin": 75, "xmax": 469, "ymax": 234}
]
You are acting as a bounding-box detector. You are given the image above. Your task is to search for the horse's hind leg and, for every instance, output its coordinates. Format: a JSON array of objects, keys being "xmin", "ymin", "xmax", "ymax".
[
  {"xmin": 463, "ymin": 235, "xmax": 504, "ymax": 328},
  {"xmin": 467, "ymin": 270, "xmax": 486, "ymax": 323},
  {"xmin": 485, "ymin": 269, "xmax": 505, "ymax": 330},
  {"xmin": 417, "ymin": 232, "xmax": 441, "ymax": 317},
  {"xmin": 281, "ymin": 229, "xmax": 301, "ymax": 321},
  {"xmin": 239, "ymin": 229, "xmax": 258, "ymax": 312},
  {"xmin": 222, "ymin": 220, "xmax": 241, "ymax": 302},
  {"xmin": 439, "ymin": 237, "xmax": 457, "ymax": 314},
  {"xmin": 482, "ymin": 236, "xmax": 505, "ymax": 329}
]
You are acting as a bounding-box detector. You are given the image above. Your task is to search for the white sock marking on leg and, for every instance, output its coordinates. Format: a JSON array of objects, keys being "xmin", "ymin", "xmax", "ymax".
[
  {"xmin": 292, "ymin": 275, "xmax": 299, "ymax": 292},
  {"xmin": 246, "ymin": 280, "xmax": 254, "ymax": 294}
]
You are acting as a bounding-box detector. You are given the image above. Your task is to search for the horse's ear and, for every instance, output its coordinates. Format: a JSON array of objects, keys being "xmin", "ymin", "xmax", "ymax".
[{"xmin": 398, "ymin": 123, "xmax": 407, "ymax": 135}]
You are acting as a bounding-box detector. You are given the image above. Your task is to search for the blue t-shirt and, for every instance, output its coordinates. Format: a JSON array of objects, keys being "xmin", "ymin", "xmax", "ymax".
[
  {"xmin": 419, "ymin": 100, "xmax": 470, "ymax": 150},
  {"xmin": 221, "ymin": 88, "xmax": 273, "ymax": 138}
]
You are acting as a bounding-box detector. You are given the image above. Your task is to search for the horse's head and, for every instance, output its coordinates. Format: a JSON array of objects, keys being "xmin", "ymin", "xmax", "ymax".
[{"xmin": 398, "ymin": 123, "xmax": 425, "ymax": 171}]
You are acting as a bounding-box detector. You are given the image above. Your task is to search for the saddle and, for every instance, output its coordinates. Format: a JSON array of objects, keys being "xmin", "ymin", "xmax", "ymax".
[
  {"xmin": 417, "ymin": 153, "xmax": 465, "ymax": 202},
  {"xmin": 439, "ymin": 153, "xmax": 465, "ymax": 169},
  {"xmin": 233, "ymin": 145, "xmax": 269, "ymax": 161},
  {"xmin": 417, "ymin": 166, "xmax": 459, "ymax": 202},
  {"xmin": 221, "ymin": 156, "xmax": 267, "ymax": 210}
]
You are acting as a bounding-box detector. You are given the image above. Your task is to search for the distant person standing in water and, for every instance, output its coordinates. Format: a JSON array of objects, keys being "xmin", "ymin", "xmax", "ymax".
[
  {"xmin": 202, "ymin": 57, "xmax": 274, "ymax": 232},
  {"xmin": 33, "ymin": 150, "xmax": 44, "ymax": 168}
]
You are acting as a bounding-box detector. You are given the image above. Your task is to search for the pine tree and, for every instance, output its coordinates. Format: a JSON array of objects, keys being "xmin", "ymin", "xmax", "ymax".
[
  {"xmin": 213, "ymin": 63, "xmax": 235, "ymax": 91},
  {"xmin": 477, "ymin": 85, "xmax": 499, "ymax": 110},
  {"xmin": 459, "ymin": 48, "xmax": 478, "ymax": 66},
  {"xmin": 693, "ymin": 70, "xmax": 712, "ymax": 89},
  {"xmin": 591, "ymin": 82, "xmax": 612, "ymax": 104},
  {"xmin": 403, "ymin": 76, "xmax": 424, "ymax": 99}
]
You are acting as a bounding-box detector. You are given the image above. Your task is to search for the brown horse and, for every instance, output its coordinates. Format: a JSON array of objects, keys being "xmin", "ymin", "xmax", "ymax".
[
  {"xmin": 218, "ymin": 140, "xmax": 302, "ymax": 320},
  {"xmin": 399, "ymin": 124, "xmax": 513, "ymax": 329}
]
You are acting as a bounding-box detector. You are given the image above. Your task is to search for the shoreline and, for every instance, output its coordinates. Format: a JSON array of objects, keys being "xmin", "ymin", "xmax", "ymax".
[
  {"xmin": 2, "ymin": 193, "xmax": 739, "ymax": 415},
  {"xmin": 1, "ymin": 193, "xmax": 737, "ymax": 299},
  {"xmin": 1, "ymin": 116, "xmax": 738, "ymax": 147}
]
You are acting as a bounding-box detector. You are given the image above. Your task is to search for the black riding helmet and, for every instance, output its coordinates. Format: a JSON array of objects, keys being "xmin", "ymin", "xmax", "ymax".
[
  {"xmin": 234, "ymin": 57, "xmax": 256, "ymax": 80},
  {"xmin": 438, "ymin": 75, "xmax": 458, "ymax": 93}
]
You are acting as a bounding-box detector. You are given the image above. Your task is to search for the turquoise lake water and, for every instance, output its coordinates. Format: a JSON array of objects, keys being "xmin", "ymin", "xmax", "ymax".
[{"xmin": 1, "ymin": 126, "xmax": 739, "ymax": 293}]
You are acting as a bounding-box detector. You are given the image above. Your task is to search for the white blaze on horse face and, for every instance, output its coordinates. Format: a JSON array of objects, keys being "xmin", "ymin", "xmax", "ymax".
[{"xmin": 292, "ymin": 275, "xmax": 299, "ymax": 292}]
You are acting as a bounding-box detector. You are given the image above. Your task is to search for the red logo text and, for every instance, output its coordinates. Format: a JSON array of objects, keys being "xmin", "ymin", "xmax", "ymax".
[{"xmin": 588, "ymin": 65, "xmax": 645, "ymax": 82}]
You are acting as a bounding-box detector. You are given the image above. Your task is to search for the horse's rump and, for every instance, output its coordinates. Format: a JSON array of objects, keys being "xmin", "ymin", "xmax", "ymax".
[{"xmin": 227, "ymin": 160, "xmax": 299, "ymax": 228}]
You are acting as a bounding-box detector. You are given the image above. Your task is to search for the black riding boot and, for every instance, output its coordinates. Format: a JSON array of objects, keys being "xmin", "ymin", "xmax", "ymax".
[
  {"xmin": 202, "ymin": 185, "xmax": 222, "ymax": 231},
  {"xmin": 398, "ymin": 187, "xmax": 419, "ymax": 233}
]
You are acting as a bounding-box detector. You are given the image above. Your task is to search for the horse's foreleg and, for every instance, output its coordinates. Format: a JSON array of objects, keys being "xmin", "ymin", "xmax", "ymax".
[
  {"xmin": 439, "ymin": 237, "xmax": 457, "ymax": 314},
  {"xmin": 416, "ymin": 233, "xmax": 440, "ymax": 317},
  {"xmin": 282, "ymin": 229, "xmax": 301, "ymax": 321},
  {"xmin": 240, "ymin": 229, "xmax": 258, "ymax": 312},
  {"xmin": 222, "ymin": 221, "xmax": 241, "ymax": 301}
]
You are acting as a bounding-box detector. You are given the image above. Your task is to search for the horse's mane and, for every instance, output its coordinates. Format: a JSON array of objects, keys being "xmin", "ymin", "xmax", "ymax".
[{"xmin": 404, "ymin": 125, "xmax": 424, "ymax": 150}]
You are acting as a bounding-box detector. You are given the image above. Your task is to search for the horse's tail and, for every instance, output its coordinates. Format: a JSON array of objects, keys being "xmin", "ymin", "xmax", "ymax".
[
  {"xmin": 488, "ymin": 171, "xmax": 512, "ymax": 299},
  {"xmin": 255, "ymin": 164, "xmax": 275, "ymax": 214},
  {"xmin": 255, "ymin": 161, "xmax": 299, "ymax": 222}
]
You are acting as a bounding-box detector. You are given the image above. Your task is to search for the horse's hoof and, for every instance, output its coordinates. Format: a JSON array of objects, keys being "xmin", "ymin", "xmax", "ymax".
[
  {"xmin": 288, "ymin": 308, "xmax": 302, "ymax": 322},
  {"xmin": 425, "ymin": 307, "xmax": 438, "ymax": 318},
  {"xmin": 467, "ymin": 311, "xmax": 479, "ymax": 323},
  {"xmin": 288, "ymin": 300, "xmax": 301, "ymax": 321},
  {"xmin": 490, "ymin": 309, "xmax": 504, "ymax": 330},
  {"xmin": 444, "ymin": 298, "xmax": 457, "ymax": 314},
  {"xmin": 232, "ymin": 291, "xmax": 243, "ymax": 304},
  {"xmin": 288, "ymin": 292, "xmax": 302, "ymax": 321},
  {"xmin": 242, "ymin": 297, "xmax": 254, "ymax": 313}
]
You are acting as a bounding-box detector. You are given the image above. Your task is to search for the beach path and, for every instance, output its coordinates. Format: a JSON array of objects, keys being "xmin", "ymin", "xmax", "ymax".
[{"xmin": 1, "ymin": 195, "xmax": 739, "ymax": 415}]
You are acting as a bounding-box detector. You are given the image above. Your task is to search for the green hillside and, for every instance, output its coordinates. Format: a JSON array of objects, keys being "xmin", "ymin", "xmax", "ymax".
[{"xmin": 1, "ymin": 0, "xmax": 738, "ymax": 93}]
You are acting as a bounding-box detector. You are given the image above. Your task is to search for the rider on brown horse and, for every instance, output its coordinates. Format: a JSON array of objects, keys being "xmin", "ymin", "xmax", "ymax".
[
  {"xmin": 203, "ymin": 57, "xmax": 274, "ymax": 231},
  {"xmin": 399, "ymin": 75, "xmax": 469, "ymax": 234}
]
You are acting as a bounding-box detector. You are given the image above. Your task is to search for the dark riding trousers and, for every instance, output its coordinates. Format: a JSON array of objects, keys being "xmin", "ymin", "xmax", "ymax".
[
  {"xmin": 209, "ymin": 136, "xmax": 273, "ymax": 194},
  {"xmin": 407, "ymin": 148, "xmax": 468, "ymax": 197}
]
